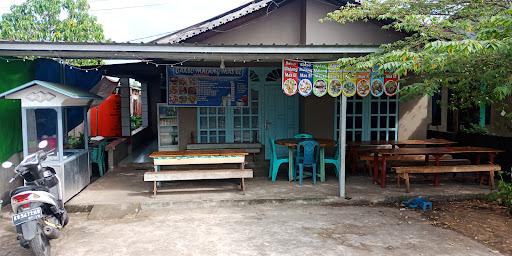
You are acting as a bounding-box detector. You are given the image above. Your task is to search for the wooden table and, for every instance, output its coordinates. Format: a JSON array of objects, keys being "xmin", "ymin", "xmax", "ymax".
[
  {"xmin": 275, "ymin": 138, "xmax": 336, "ymax": 182},
  {"xmin": 146, "ymin": 150, "xmax": 252, "ymax": 195},
  {"xmin": 370, "ymin": 146, "xmax": 504, "ymax": 188},
  {"xmin": 349, "ymin": 139, "xmax": 457, "ymax": 174}
]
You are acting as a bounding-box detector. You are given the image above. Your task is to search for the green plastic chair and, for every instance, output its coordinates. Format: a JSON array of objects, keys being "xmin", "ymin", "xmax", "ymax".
[
  {"xmin": 324, "ymin": 143, "xmax": 340, "ymax": 177},
  {"xmin": 91, "ymin": 141, "xmax": 108, "ymax": 177},
  {"xmin": 269, "ymin": 137, "xmax": 289, "ymax": 182},
  {"xmin": 294, "ymin": 134, "xmax": 313, "ymax": 139}
]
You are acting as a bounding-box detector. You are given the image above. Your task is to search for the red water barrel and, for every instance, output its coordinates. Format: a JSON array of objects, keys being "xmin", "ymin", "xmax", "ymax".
[{"xmin": 89, "ymin": 94, "xmax": 122, "ymax": 137}]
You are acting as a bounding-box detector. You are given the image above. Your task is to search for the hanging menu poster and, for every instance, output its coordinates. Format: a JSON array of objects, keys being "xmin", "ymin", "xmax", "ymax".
[
  {"xmin": 356, "ymin": 71, "xmax": 371, "ymax": 97},
  {"xmin": 327, "ymin": 63, "xmax": 343, "ymax": 97},
  {"xmin": 298, "ymin": 62, "xmax": 313, "ymax": 96},
  {"xmin": 370, "ymin": 68, "xmax": 385, "ymax": 97},
  {"xmin": 312, "ymin": 63, "xmax": 328, "ymax": 97},
  {"xmin": 282, "ymin": 60, "xmax": 299, "ymax": 96},
  {"xmin": 342, "ymin": 69, "xmax": 357, "ymax": 97},
  {"xmin": 282, "ymin": 59, "xmax": 396, "ymax": 98},
  {"xmin": 167, "ymin": 67, "xmax": 249, "ymax": 107},
  {"xmin": 384, "ymin": 73, "xmax": 399, "ymax": 96}
]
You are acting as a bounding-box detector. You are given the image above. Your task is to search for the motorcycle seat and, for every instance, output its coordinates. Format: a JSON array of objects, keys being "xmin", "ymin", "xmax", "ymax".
[{"xmin": 10, "ymin": 186, "xmax": 50, "ymax": 198}]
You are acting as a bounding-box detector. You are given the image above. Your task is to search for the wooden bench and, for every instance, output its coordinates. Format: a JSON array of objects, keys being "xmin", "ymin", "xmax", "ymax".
[
  {"xmin": 359, "ymin": 154, "xmax": 470, "ymax": 174},
  {"xmin": 186, "ymin": 143, "xmax": 261, "ymax": 161},
  {"xmin": 393, "ymin": 164, "xmax": 501, "ymax": 192},
  {"xmin": 145, "ymin": 150, "xmax": 253, "ymax": 196}
]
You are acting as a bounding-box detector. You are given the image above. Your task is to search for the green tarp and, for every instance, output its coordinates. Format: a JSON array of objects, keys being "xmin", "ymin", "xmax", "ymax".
[{"xmin": 0, "ymin": 59, "xmax": 35, "ymax": 162}]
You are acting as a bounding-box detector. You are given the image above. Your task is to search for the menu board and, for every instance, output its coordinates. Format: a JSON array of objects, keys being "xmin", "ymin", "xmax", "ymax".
[
  {"xmin": 282, "ymin": 60, "xmax": 299, "ymax": 96},
  {"xmin": 167, "ymin": 67, "xmax": 249, "ymax": 107}
]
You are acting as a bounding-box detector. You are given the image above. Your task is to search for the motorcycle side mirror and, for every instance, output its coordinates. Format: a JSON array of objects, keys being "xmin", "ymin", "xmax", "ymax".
[
  {"xmin": 38, "ymin": 140, "xmax": 48, "ymax": 149},
  {"xmin": 2, "ymin": 161, "xmax": 13, "ymax": 169}
]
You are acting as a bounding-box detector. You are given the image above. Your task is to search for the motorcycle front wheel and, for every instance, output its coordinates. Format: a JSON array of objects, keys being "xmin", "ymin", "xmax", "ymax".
[{"xmin": 29, "ymin": 226, "xmax": 51, "ymax": 256}]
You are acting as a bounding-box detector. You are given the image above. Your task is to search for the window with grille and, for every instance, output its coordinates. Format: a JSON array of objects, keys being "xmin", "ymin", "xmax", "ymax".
[
  {"xmin": 233, "ymin": 89, "xmax": 259, "ymax": 143},
  {"xmin": 197, "ymin": 90, "xmax": 260, "ymax": 143},
  {"xmin": 335, "ymin": 95, "xmax": 399, "ymax": 141},
  {"xmin": 197, "ymin": 107, "xmax": 227, "ymax": 143}
]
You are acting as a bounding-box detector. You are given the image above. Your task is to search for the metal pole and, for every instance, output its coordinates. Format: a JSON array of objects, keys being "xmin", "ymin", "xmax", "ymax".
[{"xmin": 338, "ymin": 95, "xmax": 347, "ymax": 198}]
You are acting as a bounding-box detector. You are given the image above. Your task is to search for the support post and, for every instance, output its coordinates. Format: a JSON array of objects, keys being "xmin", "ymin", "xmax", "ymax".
[{"xmin": 338, "ymin": 95, "xmax": 347, "ymax": 198}]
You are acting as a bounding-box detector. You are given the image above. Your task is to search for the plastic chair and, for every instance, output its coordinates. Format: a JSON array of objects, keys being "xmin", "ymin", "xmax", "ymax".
[
  {"xmin": 324, "ymin": 143, "xmax": 340, "ymax": 177},
  {"xmin": 91, "ymin": 141, "xmax": 108, "ymax": 177},
  {"xmin": 269, "ymin": 137, "xmax": 290, "ymax": 182},
  {"xmin": 294, "ymin": 134, "xmax": 313, "ymax": 139},
  {"xmin": 296, "ymin": 140, "xmax": 319, "ymax": 185}
]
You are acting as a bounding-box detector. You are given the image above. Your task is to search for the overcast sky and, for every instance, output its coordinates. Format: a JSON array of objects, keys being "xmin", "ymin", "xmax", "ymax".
[{"xmin": 0, "ymin": 0, "xmax": 251, "ymax": 42}]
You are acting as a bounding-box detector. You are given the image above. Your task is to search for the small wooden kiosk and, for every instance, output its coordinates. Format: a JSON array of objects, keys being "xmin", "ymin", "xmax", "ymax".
[{"xmin": 0, "ymin": 80, "xmax": 101, "ymax": 202}]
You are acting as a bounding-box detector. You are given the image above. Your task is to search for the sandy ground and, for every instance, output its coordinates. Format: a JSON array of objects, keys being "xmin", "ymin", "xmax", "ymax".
[
  {"xmin": 0, "ymin": 204, "xmax": 502, "ymax": 256},
  {"xmin": 424, "ymin": 200, "xmax": 512, "ymax": 256}
]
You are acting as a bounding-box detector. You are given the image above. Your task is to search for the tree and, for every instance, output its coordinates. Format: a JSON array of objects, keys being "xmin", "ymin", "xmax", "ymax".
[
  {"xmin": 0, "ymin": 0, "xmax": 106, "ymax": 65},
  {"xmin": 324, "ymin": 0, "xmax": 512, "ymax": 112}
]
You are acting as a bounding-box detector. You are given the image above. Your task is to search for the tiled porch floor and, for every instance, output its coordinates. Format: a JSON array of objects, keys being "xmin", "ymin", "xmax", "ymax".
[{"xmin": 67, "ymin": 164, "xmax": 492, "ymax": 209}]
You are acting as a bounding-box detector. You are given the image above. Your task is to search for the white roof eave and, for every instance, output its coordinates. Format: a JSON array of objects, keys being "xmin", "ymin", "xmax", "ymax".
[{"xmin": 0, "ymin": 41, "xmax": 381, "ymax": 60}]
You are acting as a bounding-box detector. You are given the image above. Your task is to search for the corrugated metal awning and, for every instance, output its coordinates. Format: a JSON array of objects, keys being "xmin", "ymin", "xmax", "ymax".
[{"xmin": 0, "ymin": 41, "xmax": 380, "ymax": 61}]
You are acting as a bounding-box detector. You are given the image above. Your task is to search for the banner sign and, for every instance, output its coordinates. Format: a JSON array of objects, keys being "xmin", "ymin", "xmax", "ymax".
[
  {"xmin": 298, "ymin": 62, "xmax": 313, "ymax": 96},
  {"xmin": 312, "ymin": 63, "xmax": 328, "ymax": 97},
  {"xmin": 327, "ymin": 63, "xmax": 343, "ymax": 97},
  {"xmin": 370, "ymin": 68, "xmax": 384, "ymax": 97},
  {"xmin": 282, "ymin": 59, "xmax": 398, "ymax": 98},
  {"xmin": 356, "ymin": 71, "xmax": 371, "ymax": 97},
  {"xmin": 384, "ymin": 72, "xmax": 399, "ymax": 96},
  {"xmin": 167, "ymin": 67, "xmax": 249, "ymax": 107},
  {"xmin": 282, "ymin": 60, "xmax": 299, "ymax": 96},
  {"xmin": 342, "ymin": 69, "xmax": 357, "ymax": 97}
]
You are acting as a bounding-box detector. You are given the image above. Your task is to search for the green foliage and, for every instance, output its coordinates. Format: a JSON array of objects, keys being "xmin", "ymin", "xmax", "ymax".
[
  {"xmin": 0, "ymin": 0, "xmax": 106, "ymax": 66},
  {"xmin": 488, "ymin": 172, "xmax": 512, "ymax": 215},
  {"xmin": 460, "ymin": 123, "xmax": 488, "ymax": 135},
  {"xmin": 324, "ymin": 0, "xmax": 512, "ymax": 110},
  {"xmin": 131, "ymin": 115, "xmax": 142, "ymax": 130},
  {"xmin": 66, "ymin": 133, "xmax": 84, "ymax": 149}
]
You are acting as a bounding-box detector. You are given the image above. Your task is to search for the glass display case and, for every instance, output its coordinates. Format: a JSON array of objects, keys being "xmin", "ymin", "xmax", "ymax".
[
  {"xmin": 157, "ymin": 103, "xmax": 179, "ymax": 151},
  {"xmin": 0, "ymin": 80, "xmax": 100, "ymax": 202}
]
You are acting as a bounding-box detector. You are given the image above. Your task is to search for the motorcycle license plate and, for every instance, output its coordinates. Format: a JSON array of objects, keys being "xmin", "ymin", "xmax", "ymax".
[{"xmin": 12, "ymin": 207, "xmax": 42, "ymax": 226}]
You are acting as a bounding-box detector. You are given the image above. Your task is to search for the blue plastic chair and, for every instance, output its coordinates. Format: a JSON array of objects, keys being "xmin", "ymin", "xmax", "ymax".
[
  {"xmin": 294, "ymin": 133, "xmax": 313, "ymax": 139},
  {"xmin": 269, "ymin": 137, "xmax": 290, "ymax": 182},
  {"xmin": 324, "ymin": 144, "xmax": 340, "ymax": 177},
  {"xmin": 296, "ymin": 140, "xmax": 319, "ymax": 185}
]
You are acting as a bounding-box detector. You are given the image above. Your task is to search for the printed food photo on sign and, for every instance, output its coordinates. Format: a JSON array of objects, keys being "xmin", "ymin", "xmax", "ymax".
[
  {"xmin": 370, "ymin": 75, "xmax": 384, "ymax": 97},
  {"xmin": 342, "ymin": 81, "xmax": 356, "ymax": 97},
  {"xmin": 312, "ymin": 63, "xmax": 328, "ymax": 97},
  {"xmin": 298, "ymin": 62, "xmax": 313, "ymax": 96},
  {"xmin": 328, "ymin": 79, "xmax": 343, "ymax": 97},
  {"xmin": 356, "ymin": 71, "xmax": 370, "ymax": 97},
  {"xmin": 327, "ymin": 63, "xmax": 343, "ymax": 97},
  {"xmin": 282, "ymin": 60, "xmax": 299, "ymax": 96},
  {"xmin": 384, "ymin": 74, "xmax": 399, "ymax": 96},
  {"xmin": 343, "ymin": 72, "xmax": 357, "ymax": 97}
]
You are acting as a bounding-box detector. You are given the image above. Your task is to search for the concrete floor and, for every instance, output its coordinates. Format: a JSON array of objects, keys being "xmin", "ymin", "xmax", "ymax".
[
  {"xmin": 0, "ymin": 204, "xmax": 502, "ymax": 256},
  {"xmin": 66, "ymin": 165, "xmax": 493, "ymax": 210}
]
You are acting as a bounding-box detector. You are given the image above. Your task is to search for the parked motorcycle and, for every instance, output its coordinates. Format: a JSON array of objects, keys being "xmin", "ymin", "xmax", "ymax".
[{"xmin": 2, "ymin": 140, "xmax": 69, "ymax": 256}]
